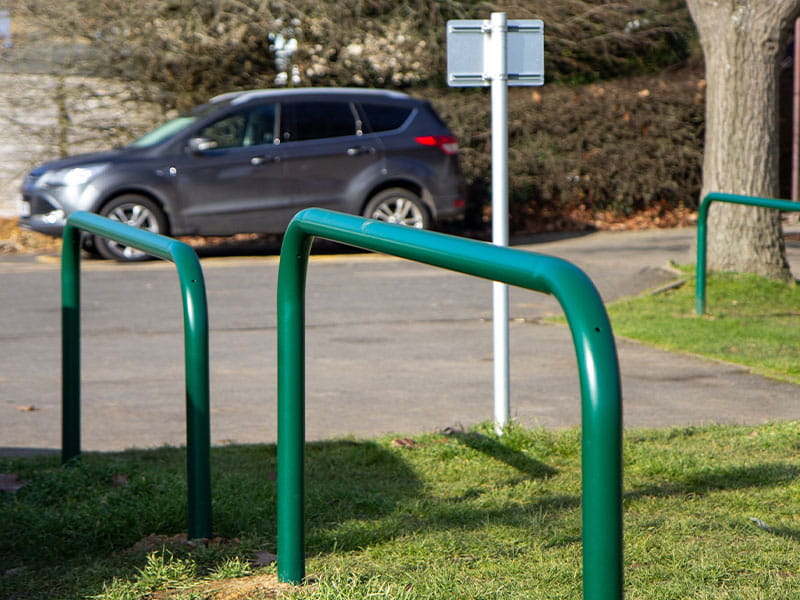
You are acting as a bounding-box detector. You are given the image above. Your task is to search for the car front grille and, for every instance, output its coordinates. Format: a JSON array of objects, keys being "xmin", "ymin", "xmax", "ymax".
[{"xmin": 24, "ymin": 193, "xmax": 59, "ymax": 215}]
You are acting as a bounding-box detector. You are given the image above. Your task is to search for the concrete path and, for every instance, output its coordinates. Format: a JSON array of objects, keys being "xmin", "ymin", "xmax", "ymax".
[{"xmin": 1, "ymin": 226, "xmax": 798, "ymax": 455}]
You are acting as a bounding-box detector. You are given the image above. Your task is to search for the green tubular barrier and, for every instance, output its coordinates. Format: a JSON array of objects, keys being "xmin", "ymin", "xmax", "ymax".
[
  {"xmin": 61, "ymin": 211, "xmax": 212, "ymax": 539},
  {"xmin": 276, "ymin": 208, "xmax": 623, "ymax": 600},
  {"xmin": 696, "ymin": 192, "xmax": 800, "ymax": 315}
]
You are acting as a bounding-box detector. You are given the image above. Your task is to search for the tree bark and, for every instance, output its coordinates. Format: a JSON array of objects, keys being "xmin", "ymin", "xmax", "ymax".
[{"xmin": 687, "ymin": 0, "xmax": 800, "ymax": 280}]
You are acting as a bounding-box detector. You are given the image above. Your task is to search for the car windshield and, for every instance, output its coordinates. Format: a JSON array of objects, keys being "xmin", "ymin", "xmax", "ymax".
[
  {"xmin": 129, "ymin": 116, "xmax": 198, "ymax": 148},
  {"xmin": 128, "ymin": 102, "xmax": 229, "ymax": 149}
]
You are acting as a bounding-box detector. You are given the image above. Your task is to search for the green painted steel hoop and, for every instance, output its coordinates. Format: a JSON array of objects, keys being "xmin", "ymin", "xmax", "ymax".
[
  {"xmin": 276, "ymin": 208, "xmax": 623, "ymax": 600},
  {"xmin": 61, "ymin": 211, "xmax": 212, "ymax": 539},
  {"xmin": 696, "ymin": 192, "xmax": 800, "ymax": 315}
]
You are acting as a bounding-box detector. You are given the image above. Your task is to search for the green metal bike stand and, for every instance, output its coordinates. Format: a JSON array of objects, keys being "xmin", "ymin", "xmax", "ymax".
[
  {"xmin": 696, "ymin": 192, "xmax": 800, "ymax": 315},
  {"xmin": 62, "ymin": 211, "xmax": 212, "ymax": 539},
  {"xmin": 276, "ymin": 208, "xmax": 623, "ymax": 600}
]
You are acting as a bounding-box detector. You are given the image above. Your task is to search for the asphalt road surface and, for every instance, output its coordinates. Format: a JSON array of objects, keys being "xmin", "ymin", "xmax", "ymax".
[{"xmin": 2, "ymin": 227, "xmax": 799, "ymax": 454}]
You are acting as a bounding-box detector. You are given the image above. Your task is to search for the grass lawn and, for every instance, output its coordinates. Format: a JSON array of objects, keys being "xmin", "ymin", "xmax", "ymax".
[
  {"xmin": 2, "ymin": 421, "xmax": 799, "ymax": 600},
  {"xmin": 606, "ymin": 268, "xmax": 800, "ymax": 382}
]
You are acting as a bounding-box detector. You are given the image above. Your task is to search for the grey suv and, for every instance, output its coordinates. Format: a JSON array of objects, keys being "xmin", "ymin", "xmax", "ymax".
[{"xmin": 19, "ymin": 88, "xmax": 465, "ymax": 260}]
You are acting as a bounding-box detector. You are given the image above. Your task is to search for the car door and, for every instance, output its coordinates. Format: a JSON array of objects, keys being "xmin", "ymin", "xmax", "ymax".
[
  {"xmin": 276, "ymin": 99, "xmax": 384, "ymax": 215},
  {"xmin": 172, "ymin": 103, "xmax": 296, "ymax": 235}
]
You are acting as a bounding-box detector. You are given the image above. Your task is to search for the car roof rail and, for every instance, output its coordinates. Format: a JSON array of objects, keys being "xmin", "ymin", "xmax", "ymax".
[{"xmin": 210, "ymin": 87, "xmax": 412, "ymax": 106}]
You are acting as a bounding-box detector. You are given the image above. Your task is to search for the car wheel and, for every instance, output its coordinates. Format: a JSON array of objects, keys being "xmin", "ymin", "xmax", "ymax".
[
  {"xmin": 81, "ymin": 233, "xmax": 102, "ymax": 258},
  {"xmin": 95, "ymin": 195, "xmax": 168, "ymax": 262},
  {"xmin": 363, "ymin": 188, "xmax": 430, "ymax": 229}
]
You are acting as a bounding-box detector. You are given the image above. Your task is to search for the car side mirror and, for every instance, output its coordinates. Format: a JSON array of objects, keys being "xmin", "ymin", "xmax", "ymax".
[{"xmin": 187, "ymin": 137, "xmax": 218, "ymax": 154}]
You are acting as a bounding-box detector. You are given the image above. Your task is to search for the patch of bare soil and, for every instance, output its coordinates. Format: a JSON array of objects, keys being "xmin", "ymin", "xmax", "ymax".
[
  {"xmin": 149, "ymin": 574, "xmax": 298, "ymax": 600},
  {"xmin": 122, "ymin": 534, "xmax": 297, "ymax": 600},
  {"xmin": 0, "ymin": 217, "xmax": 62, "ymax": 254}
]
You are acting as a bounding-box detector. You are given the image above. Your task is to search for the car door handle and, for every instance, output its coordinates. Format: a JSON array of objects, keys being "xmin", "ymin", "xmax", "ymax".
[
  {"xmin": 346, "ymin": 146, "xmax": 375, "ymax": 157},
  {"xmin": 251, "ymin": 155, "xmax": 281, "ymax": 166}
]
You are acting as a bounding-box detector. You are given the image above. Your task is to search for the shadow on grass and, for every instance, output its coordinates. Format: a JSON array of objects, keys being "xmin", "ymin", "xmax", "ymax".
[
  {"xmin": 304, "ymin": 448, "xmax": 800, "ymax": 554},
  {"xmin": 626, "ymin": 462, "xmax": 800, "ymax": 501},
  {"xmin": 303, "ymin": 435, "xmax": 572, "ymax": 554},
  {"xmin": 449, "ymin": 431, "xmax": 559, "ymax": 479},
  {"xmin": 4, "ymin": 437, "xmax": 798, "ymax": 599},
  {"xmin": 0, "ymin": 440, "xmax": 422, "ymax": 599},
  {"xmin": 300, "ymin": 439, "xmax": 423, "ymax": 552},
  {"xmin": 765, "ymin": 525, "xmax": 800, "ymax": 542},
  {"xmin": 303, "ymin": 444, "xmax": 799, "ymax": 554}
]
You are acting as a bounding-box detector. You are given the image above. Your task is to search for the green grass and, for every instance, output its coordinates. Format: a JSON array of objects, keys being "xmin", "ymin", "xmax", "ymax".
[
  {"xmin": 607, "ymin": 268, "xmax": 800, "ymax": 382},
  {"xmin": 2, "ymin": 422, "xmax": 800, "ymax": 599}
]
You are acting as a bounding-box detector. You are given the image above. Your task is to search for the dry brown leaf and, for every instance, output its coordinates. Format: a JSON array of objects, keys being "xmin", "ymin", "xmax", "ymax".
[
  {"xmin": 588, "ymin": 84, "xmax": 606, "ymax": 97},
  {"xmin": 251, "ymin": 550, "xmax": 278, "ymax": 566},
  {"xmin": 0, "ymin": 473, "xmax": 26, "ymax": 493},
  {"xmin": 390, "ymin": 437, "xmax": 418, "ymax": 449},
  {"xmin": 437, "ymin": 425, "xmax": 464, "ymax": 436},
  {"xmin": 112, "ymin": 473, "xmax": 129, "ymax": 487}
]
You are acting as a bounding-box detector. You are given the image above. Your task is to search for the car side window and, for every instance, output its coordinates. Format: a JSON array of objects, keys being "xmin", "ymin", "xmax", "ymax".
[
  {"xmin": 198, "ymin": 112, "xmax": 248, "ymax": 149},
  {"xmin": 280, "ymin": 101, "xmax": 359, "ymax": 143},
  {"xmin": 359, "ymin": 103, "xmax": 412, "ymax": 132},
  {"xmin": 244, "ymin": 104, "xmax": 277, "ymax": 146}
]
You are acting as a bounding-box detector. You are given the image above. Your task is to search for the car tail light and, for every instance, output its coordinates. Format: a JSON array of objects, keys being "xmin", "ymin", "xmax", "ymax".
[{"xmin": 415, "ymin": 135, "xmax": 460, "ymax": 155}]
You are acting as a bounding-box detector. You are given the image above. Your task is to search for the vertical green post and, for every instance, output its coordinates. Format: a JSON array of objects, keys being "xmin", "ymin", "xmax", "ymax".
[
  {"xmin": 61, "ymin": 212, "xmax": 212, "ymax": 539},
  {"xmin": 696, "ymin": 196, "xmax": 710, "ymax": 315},
  {"xmin": 61, "ymin": 223, "xmax": 82, "ymax": 463},
  {"xmin": 173, "ymin": 242, "xmax": 212, "ymax": 539},
  {"xmin": 696, "ymin": 192, "xmax": 800, "ymax": 315},
  {"xmin": 277, "ymin": 233, "xmax": 313, "ymax": 584},
  {"xmin": 276, "ymin": 209, "xmax": 623, "ymax": 599}
]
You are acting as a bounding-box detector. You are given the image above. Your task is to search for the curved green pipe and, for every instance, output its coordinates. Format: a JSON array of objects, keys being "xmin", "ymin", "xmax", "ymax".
[
  {"xmin": 696, "ymin": 192, "xmax": 800, "ymax": 314},
  {"xmin": 277, "ymin": 208, "xmax": 623, "ymax": 599},
  {"xmin": 61, "ymin": 211, "xmax": 211, "ymax": 539}
]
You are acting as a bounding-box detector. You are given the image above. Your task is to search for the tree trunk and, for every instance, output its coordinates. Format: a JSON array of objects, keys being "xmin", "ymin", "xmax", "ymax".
[{"xmin": 687, "ymin": 0, "xmax": 800, "ymax": 280}]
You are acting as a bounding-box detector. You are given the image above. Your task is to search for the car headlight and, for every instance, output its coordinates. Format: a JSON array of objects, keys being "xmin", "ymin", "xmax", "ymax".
[{"xmin": 35, "ymin": 164, "xmax": 108, "ymax": 188}]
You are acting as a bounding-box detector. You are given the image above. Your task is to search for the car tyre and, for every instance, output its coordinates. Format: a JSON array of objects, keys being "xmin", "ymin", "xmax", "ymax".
[
  {"xmin": 95, "ymin": 195, "xmax": 168, "ymax": 262},
  {"xmin": 363, "ymin": 188, "xmax": 430, "ymax": 229},
  {"xmin": 81, "ymin": 233, "xmax": 102, "ymax": 258}
]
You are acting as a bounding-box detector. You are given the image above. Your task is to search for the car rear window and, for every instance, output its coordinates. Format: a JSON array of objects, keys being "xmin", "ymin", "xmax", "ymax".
[{"xmin": 360, "ymin": 103, "xmax": 413, "ymax": 132}]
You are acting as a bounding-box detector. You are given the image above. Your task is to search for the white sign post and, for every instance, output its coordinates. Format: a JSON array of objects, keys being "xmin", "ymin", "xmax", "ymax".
[
  {"xmin": 447, "ymin": 14, "xmax": 544, "ymax": 433},
  {"xmin": 0, "ymin": 11, "xmax": 11, "ymax": 49}
]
